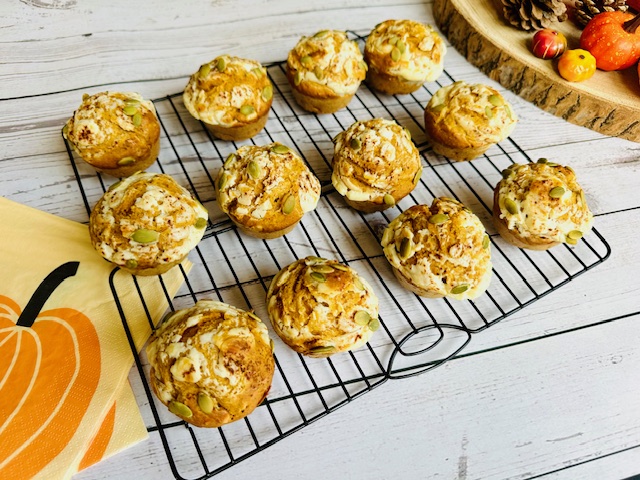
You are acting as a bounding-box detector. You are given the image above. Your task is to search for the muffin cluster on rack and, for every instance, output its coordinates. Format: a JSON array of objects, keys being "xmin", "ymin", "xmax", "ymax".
[{"xmin": 62, "ymin": 18, "xmax": 594, "ymax": 429}]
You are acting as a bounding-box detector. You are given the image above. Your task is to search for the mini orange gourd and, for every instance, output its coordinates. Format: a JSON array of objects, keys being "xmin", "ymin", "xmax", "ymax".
[
  {"xmin": 557, "ymin": 49, "xmax": 597, "ymax": 82},
  {"xmin": 580, "ymin": 11, "xmax": 640, "ymax": 71},
  {"xmin": 0, "ymin": 262, "xmax": 101, "ymax": 478}
]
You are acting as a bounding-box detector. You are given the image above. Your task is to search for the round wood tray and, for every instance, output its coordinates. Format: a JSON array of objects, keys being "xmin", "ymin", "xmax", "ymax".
[{"xmin": 433, "ymin": 0, "xmax": 640, "ymax": 143}]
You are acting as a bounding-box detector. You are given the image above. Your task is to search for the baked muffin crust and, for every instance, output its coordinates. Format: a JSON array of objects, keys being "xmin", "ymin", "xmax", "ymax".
[
  {"xmin": 63, "ymin": 91, "xmax": 161, "ymax": 177},
  {"xmin": 183, "ymin": 55, "xmax": 273, "ymax": 140},
  {"xmin": 493, "ymin": 160, "xmax": 594, "ymax": 250},
  {"xmin": 89, "ymin": 171, "xmax": 208, "ymax": 275},
  {"xmin": 146, "ymin": 300, "xmax": 275, "ymax": 428},
  {"xmin": 216, "ymin": 142, "xmax": 321, "ymax": 239},
  {"xmin": 286, "ymin": 30, "xmax": 367, "ymax": 113},
  {"xmin": 332, "ymin": 118, "xmax": 422, "ymax": 212},
  {"xmin": 381, "ymin": 198, "xmax": 492, "ymax": 299},
  {"xmin": 266, "ymin": 257, "xmax": 379, "ymax": 358},
  {"xmin": 424, "ymin": 81, "xmax": 517, "ymax": 161},
  {"xmin": 364, "ymin": 19, "xmax": 446, "ymax": 94}
]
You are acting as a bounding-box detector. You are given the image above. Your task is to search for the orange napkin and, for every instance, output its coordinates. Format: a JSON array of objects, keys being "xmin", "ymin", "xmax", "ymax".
[
  {"xmin": 0, "ymin": 196, "xmax": 190, "ymax": 479},
  {"xmin": 76, "ymin": 381, "xmax": 147, "ymax": 474}
]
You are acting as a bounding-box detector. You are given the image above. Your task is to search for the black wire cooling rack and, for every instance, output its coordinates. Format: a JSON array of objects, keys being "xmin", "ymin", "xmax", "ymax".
[{"xmin": 64, "ymin": 52, "xmax": 611, "ymax": 479}]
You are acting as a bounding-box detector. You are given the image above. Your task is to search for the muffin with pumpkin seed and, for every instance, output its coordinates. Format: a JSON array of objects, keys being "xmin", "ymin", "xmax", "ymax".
[
  {"xmin": 215, "ymin": 142, "xmax": 321, "ymax": 239},
  {"xmin": 381, "ymin": 198, "xmax": 492, "ymax": 299},
  {"xmin": 63, "ymin": 91, "xmax": 161, "ymax": 177},
  {"xmin": 332, "ymin": 118, "xmax": 422, "ymax": 213},
  {"xmin": 266, "ymin": 257, "xmax": 379, "ymax": 358},
  {"xmin": 286, "ymin": 30, "xmax": 367, "ymax": 114},
  {"xmin": 364, "ymin": 19, "xmax": 446, "ymax": 95},
  {"xmin": 146, "ymin": 300, "xmax": 275, "ymax": 428},
  {"xmin": 183, "ymin": 55, "xmax": 273, "ymax": 141},
  {"xmin": 493, "ymin": 159, "xmax": 594, "ymax": 250},
  {"xmin": 89, "ymin": 171, "xmax": 208, "ymax": 276},
  {"xmin": 423, "ymin": 81, "xmax": 517, "ymax": 161}
]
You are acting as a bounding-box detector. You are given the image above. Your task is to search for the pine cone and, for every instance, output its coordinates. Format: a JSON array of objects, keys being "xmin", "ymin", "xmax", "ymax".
[
  {"xmin": 575, "ymin": 0, "xmax": 628, "ymax": 26},
  {"xmin": 502, "ymin": 0, "xmax": 569, "ymax": 31}
]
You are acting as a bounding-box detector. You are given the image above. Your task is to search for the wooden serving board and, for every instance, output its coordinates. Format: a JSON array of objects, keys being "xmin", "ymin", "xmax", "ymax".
[{"xmin": 433, "ymin": 0, "xmax": 640, "ymax": 143}]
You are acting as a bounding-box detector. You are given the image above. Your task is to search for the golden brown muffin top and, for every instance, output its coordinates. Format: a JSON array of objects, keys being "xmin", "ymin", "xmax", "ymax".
[
  {"xmin": 89, "ymin": 171, "xmax": 208, "ymax": 271},
  {"xmin": 425, "ymin": 81, "xmax": 517, "ymax": 148},
  {"xmin": 63, "ymin": 91, "xmax": 160, "ymax": 168},
  {"xmin": 146, "ymin": 300, "xmax": 274, "ymax": 428},
  {"xmin": 332, "ymin": 118, "xmax": 422, "ymax": 206},
  {"xmin": 364, "ymin": 19, "xmax": 446, "ymax": 82},
  {"xmin": 287, "ymin": 30, "xmax": 367, "ymax": 97},
  {"xmin": 216, "ymin": 142, "xmax": 321, "ymax": 235},
  {"xmin": 496, "ymin": 160, "xmax": 594, "ymax": 244},
  {"xmin": 266, "ymin": 257, "xmax": 379, "ymax": 358},
  {"xmin": 381, "ymin": 198, "xmax": 492, "ymax": 300},
  {"xmin": 183, "ymin": 55, "xmax": 273, "ymax": 128}
]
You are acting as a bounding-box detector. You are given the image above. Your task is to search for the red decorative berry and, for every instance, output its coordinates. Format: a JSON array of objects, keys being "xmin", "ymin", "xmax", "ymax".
[
  {"xmin": 531, "ymin": 29, "xmax": 568, "ymax": 60},
  {"xmin": 627, "ymin": 0, "xmax": 640, "ymax": 13}
]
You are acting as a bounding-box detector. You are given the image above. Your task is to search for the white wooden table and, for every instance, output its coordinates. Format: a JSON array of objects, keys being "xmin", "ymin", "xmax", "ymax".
[{"xmin": 2, "ymin": 1, "xmax": 640, "ymax": 479}]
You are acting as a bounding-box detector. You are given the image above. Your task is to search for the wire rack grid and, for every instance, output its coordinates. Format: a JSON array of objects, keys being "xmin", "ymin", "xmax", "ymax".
[{"xmin": 64, "ymin": 42, "xmax": 611, "ymax": 480}]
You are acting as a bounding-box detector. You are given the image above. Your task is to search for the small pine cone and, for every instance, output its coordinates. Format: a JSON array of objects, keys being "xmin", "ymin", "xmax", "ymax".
[
  {"xmin": 502, "ymin": 0, "xmax": 569, "ymax": 31},
  {"xmin": 575, "ymin": 0, "xmax": 628, "ymax": 26}
]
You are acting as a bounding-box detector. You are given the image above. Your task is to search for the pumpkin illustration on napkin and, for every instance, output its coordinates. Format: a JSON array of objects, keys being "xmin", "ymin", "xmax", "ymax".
[
  {"xmin": 0, "ymin": 262, "xmax": 101, "ymax": 479},
  {"xmin": 0, "ymin": 195, "xmax": 189, "ymax": 479}
]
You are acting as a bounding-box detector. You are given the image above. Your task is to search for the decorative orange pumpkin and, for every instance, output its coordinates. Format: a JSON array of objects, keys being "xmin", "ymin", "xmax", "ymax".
[
  {"xmin": 557, "ymin": 49, "xmax": 597, "ymax": 82},
  {"xmin": 0, "ymin": 262, "xmax": 101, "ymax": 478},
  {"xmin": 580, "ymin": 11, "xmax": 640, "ymax": 71}
]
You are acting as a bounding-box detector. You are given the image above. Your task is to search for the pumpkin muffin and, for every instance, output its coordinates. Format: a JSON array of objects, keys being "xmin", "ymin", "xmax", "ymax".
[
  {"xmin": 332, "ymin": 118, "xmax": 422, "ymax": 213},
  {"xmin": 63, "ymin": 91, "xmax": 161, "ymax": 177},
  {"xmin": 266, "ymin": 257, "xmax": 379, "ymax": 358},
  {"xmin": 89, "ymin": 171, "xmax": 208, "ymax": 276},
  {"xmin": 215, "ymin": 142, "xmax": 321, "ymax": 239},
  {"xmin": 183, "ymin": 55, "xmax": 273, "ymax": 141},
  {"xmin": 146, "ymin": 300, "xmax": 275, "ymax": 428},
  {"xmin": 364, "ymin": 19, "xmax": 446, "ymax": 95},
  {"xmin": 423, "ymin": 81, "xmax": 517, "ymax": 161},
  {"xmin": 493, "ymin": 159, "xmax": 594, "ymax": 250},
  {"xmin": 286, "ymin": 30, "xmax": 367, "ymax": 114},
  {"xmin": 381, "ymin": 198, "xmax": 492, "ymax": 300}
]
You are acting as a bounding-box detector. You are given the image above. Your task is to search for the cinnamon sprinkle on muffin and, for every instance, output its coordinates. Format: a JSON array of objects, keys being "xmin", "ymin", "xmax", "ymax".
[
  {"xmin": 183, "ymin": 55, "xmax": 273, "ymax": 141},
  {"xmin": 266, "ymin": 256, "xmax": 379, "ymax": 358},
  {"xmin": 215, "ymin": 142, "xmax": 321, "ymax": 239},
  {"xmin": 63, "ymin": 91, "xmax": 161, "ymax": 177},
  {"xmin": 381, "ymin": 198, "xmax": 492, "ymax": 299},
  {"xmin": 146, "ymin": 300, "xmax": 275, "ymax": 428},
  {"xmin": 286, "ymin": 30, "xmax": 367, "ymax": 114},
  {"xmin": 365, "ymin": 19, "xmax": 446, "ymax": 95},
  {"xmin": 89, "ymin": 171, "xmax": 208, "ymax": 276},
  {"xmin": 332, "ymin": 118, "xmax": 422, "ymax": 212},
  {"xmin": 424, "ymin": 81, "xmax": 517, "ymax": 161},
  {"xmin": 493, "ymin": 159, "xmax": 594, "ymax": 250}
]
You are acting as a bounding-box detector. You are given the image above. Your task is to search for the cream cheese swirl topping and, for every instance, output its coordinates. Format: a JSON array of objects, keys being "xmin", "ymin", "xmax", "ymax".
[
  {"xmin": 64, "ymin": 91, "xmax": 157, "ymax": 149},
  {"xmin": 497, "ymin": 161, "xmax": 594, "ymax": 243},
  {"xmin": 332, "ymin": 118, "xmax": 421, "ymax": 203},
  {"xmin": 266, "ymin": 257, "xmax": 379, "ymax": 356},
  {"xmin": 90, "ymin": 171, "xmax": 208, "ymax": 269},
  {"xmin": 427, "ymin": 81, "xmax": 517, "ymax": 147},
  {"xmin": 381, "ymin": 198, "xmax": 492, "ymax": 300},
  {"xmin": 216, "ymin": 143, "xmax": 321, "ymax": 230},
  {"xmin": 183, "ymin": 55, "xmax": 272, "ymax": 127},
  {"xmin": 287, "ymin": 30, "xmax": 366, "ymax": 97},
  {"xmin": 365, "ymin": 19, "xmax": 446, "ymax": 82},
  {"xmin": 147, "ymin": 300, "xmax": 272, "ymax": 403}
]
